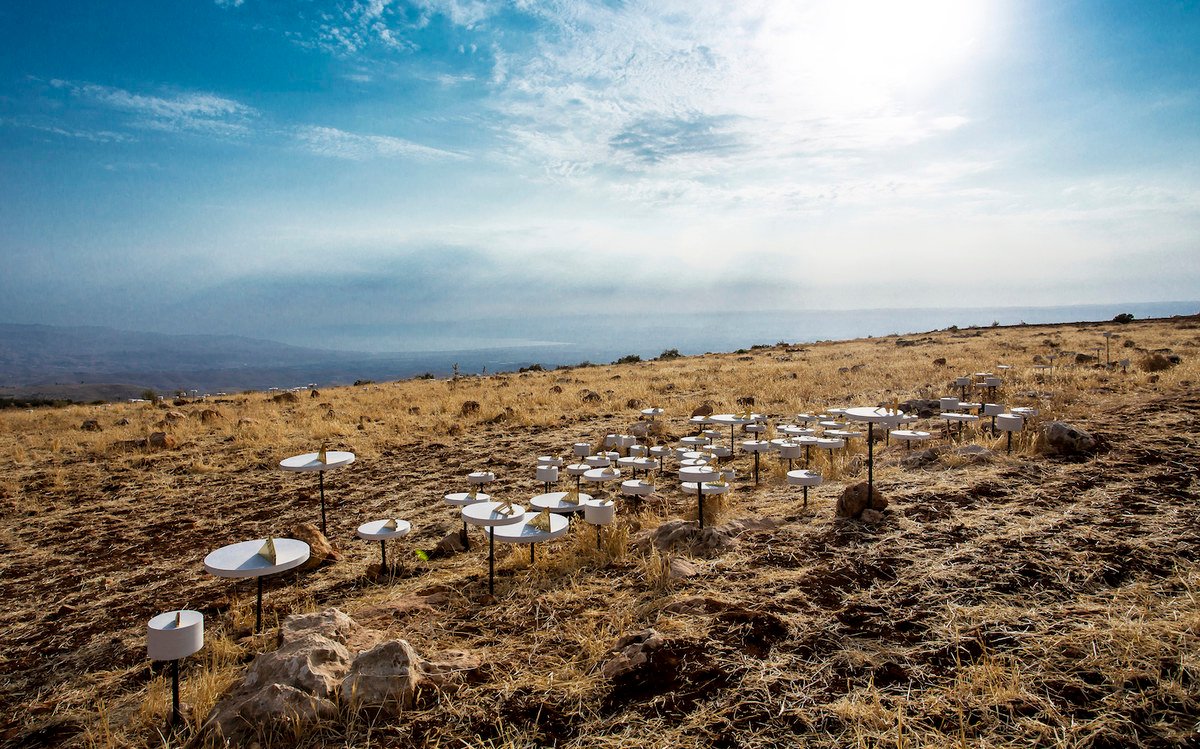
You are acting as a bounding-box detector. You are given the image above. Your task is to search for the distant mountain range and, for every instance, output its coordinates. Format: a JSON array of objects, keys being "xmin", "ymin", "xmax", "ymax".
[
  {"xmin": 0, "ymin": 324, "xmax": 357, "ymax": 399},
  {"xmin": 0, "ymin": 323, "xmax": 580, "ymax": 402}
]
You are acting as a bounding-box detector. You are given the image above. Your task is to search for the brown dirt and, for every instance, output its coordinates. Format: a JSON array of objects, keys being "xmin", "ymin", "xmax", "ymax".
[{"xmin": 1, "ymin": 317, "xmax": 1198, "ymax": 748}]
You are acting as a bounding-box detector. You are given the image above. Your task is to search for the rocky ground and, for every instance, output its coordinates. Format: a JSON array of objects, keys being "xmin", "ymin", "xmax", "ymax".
[{"xmin": 0, "ymin": 317, "xmax": 1197, "ymax": 748}]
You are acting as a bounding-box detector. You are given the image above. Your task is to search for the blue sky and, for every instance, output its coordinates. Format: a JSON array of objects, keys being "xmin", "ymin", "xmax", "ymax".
[{"xmin": 1, "ymin": 0, "xmax": 1197, "ymax": 351}]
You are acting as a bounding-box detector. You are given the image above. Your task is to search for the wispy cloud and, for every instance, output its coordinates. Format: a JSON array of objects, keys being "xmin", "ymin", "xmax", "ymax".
[
  {"xmin": 294, "ymin": 125, "xmax": 465, "ymax": 161},
  {"xmin": 0, "ymin": 118, "xmax": 134, "ymax": 143},
  {"xmin": 49, "ymin": 80, "xmax": 257, "ymax": 136}
]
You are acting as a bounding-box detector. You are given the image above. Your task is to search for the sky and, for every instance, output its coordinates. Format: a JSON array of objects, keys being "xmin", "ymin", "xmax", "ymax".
[{"xmin": 1, "ymin": 0, "xmax": 1198, "ymax": 351}]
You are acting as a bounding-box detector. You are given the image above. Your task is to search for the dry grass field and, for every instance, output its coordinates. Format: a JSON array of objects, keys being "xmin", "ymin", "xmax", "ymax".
[{"xmin": 1, "ymin": 317, "xmax": 1198, "ymax": 748}]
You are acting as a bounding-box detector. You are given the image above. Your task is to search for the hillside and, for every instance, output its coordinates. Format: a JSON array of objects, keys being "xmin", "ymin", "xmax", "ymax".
[{"xmin": 0, "ymin": 317, "xmax": 1197, "ymax": 748}]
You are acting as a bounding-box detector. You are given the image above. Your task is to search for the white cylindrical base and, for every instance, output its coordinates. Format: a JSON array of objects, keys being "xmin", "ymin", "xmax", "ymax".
[
  {"xmin": 996, "ymin": 414, "xmax": 1024, "ymax": 432},
  {"xmin": 148, "ymin": 610, "xmax": 204, "ymax": 661},
  {"xmin": 585, "ymin": 500, "xmax": 615, "ymax": 525}
]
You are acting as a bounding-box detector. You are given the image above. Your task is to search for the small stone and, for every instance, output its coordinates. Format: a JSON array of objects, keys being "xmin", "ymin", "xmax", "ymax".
[
  {"xmin": 669, "ymin": 558, "xmax": 701, "ymax": 579},
  {"xmin": 287, "ymin": 523, "xmax": 341, "ymax": 571},
  {"xmin": 601, "ymin": 628, "xmax": 664, "ymax": 679},
  {"xmin": 80, "ymin": 419, "xmax": 102, "ymax": 432},
  {"xmin": 691, "ymin": 403, "xmax": 714, "ymax": 418},
  {"xmin": 147, "ymin": 431, "xmax": 176, "ymax": 449},
  {"xmin": 860, "ymin": 509, "xmax": 885, "ymax": 524},
  {"xmin": 836, "ymin": 482, "xmax": 888, "ymax": 519},
  {"xmin": 1040, "ymin": 421, "xmax": 1098, "ymax": 456}
]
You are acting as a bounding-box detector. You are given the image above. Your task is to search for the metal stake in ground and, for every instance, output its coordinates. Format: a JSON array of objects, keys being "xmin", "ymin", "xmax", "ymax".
[{"xmin": 318, "ymin": 471, "xmax": 326, "ymax": 536}]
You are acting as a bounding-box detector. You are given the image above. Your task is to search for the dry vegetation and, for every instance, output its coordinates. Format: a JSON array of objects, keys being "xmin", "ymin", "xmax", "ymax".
[{"xmin": 1, "ymin": 317, "xmax": 1199, "ymax": 748}]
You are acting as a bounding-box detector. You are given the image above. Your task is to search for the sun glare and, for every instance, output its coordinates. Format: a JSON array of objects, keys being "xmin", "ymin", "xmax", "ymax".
[{"xmin": 755, "ymin": 0, "xmax": 996, "ymax": 113}]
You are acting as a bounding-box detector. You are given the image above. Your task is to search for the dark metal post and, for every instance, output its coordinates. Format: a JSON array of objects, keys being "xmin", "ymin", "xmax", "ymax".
[
  {"xmin": 318, "ymin": 471, "xmax": 327, "ymax": 536},
  {"xmin": 753, "ymin": 452, "xmax": 760, "ymax": 484},
  {"xmin": 380, "ymin": 540, "xmax": 387, "ymax": 574},
  {"xmin": 530, "ymin": 544, "xmax": 535, "ymax": 564},
  {"xmin": 867, "ymin": 422, "xmax": 874, "ymax": 507},
  {"xmin": 462, "ymin": 520, "xmax": 471, "ymax": 552},
  {"xmin": 697, "ymin": 484, "xmax": 705, "ymax": 528},
  {"xmin": 596, "ymin": 526, "xmax": 602, "ymax": 549},
  {"xmin": 170, "ymin": 659, "xmax": 181, "ymax": 730},
  {"xmin": 802, "ymin": 485, "xmax": 809, "ymax": 508},
  {"xmin": 488, "ymin": 528, "xmax": 495, "ymax": 595},
  {"xmin": 255, "ymin": 576, "xmax": 263, "ymax": 633},
  {"xmin": 1007, "ymin": 431, "xmax": 1013, "ymax": 455}
]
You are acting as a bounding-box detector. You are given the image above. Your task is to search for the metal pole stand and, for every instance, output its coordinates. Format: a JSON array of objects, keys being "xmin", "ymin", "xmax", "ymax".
[
  {"xmin": 697, "ymin": 485, "xmax": 705, "ymax": 529},
  {"xmin": 380, "ymin": 540, "xmax": 388, "ymax": 575},
  {"xmin": 170, "ymin": 659, "xmax": 181, "ymax": 731},
  {"xmin": 318, "ymin": 471, "xmax": 327, "ymax": 536},
  {"xmin": 255, "ymin": 576, "xmax": 263, "ymax": 633},
  {"xmin": 866, "ymin": 422, "xmax": 874, "ymax": 509},
  {"xmin": 488, "ymin": 528, "xmax": 495, "ymax": 595}
]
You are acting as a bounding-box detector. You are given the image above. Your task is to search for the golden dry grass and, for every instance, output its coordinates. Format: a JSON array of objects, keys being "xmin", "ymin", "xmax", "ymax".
[{"xmin": 1, "ymin": 317, "xmax": 1198, "ymax": 748}]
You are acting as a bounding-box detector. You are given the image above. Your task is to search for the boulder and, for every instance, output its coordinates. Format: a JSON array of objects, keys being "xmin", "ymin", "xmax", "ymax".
[
  {"xmin": 460, "ymin": 401, "xmax": 481, "ymax": 416},
  {"xmin": 341, "ymin": 639, "xmax": 424, "ymax": 713},
  {"xmin": 287, "ymin": 523, "xmax": 341, "ymax": 571},
  {"xmin": 1139, "ymin": 353, "xmax": 1177, "ymax": 372},
  {"xmin": 280, "ymin": 608, "xmax": 358, "ymax": 647},
  {"xmin": 626, "ymin": 398, "xmax": 643, "ymax": 409},
  {"xmin": 835, "ymin": 482, "xmax": 888, "ymax": 519},
  {"xmin": 310, "ymin": 389, "xmax": 320, "ymax": 398},
  {"xmin": 1040, "ymin": 421, "xmax": 1098, "ymax": 456},
  {"xmin": 199, "ymin": 408, "xmax": 223, "ymax": 424},
  {"xmin": 243, "ymin": 632, "xmax": 350, "ymax": 701},
  {"xmin": 932, "ymin": 357, "xmax": 947, "ymax": 366},
  {"xmin": 164, "ymin": 410, "xmax": 186, "ymax": 422},
  {"xmin": 147, "ymin": 431, "xmax": 176, "ymax": 450},
  {"xmin": 581, "ymin": 390, "xmax": 602, "ymax": 403},
  {"xmin": 691, "ymin": 403, "xmax": 714, "ymax": 418},
  {"xmin": 207, "ymin": 683, "xmax": 337, "ymax": 743},
  {"xmin": 80, "ymin": 419, "xmax": 101, "ymax": 432},
  {"xmin": 273, "ymin": 391, "xmax": 300, "ymax": 404}
]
